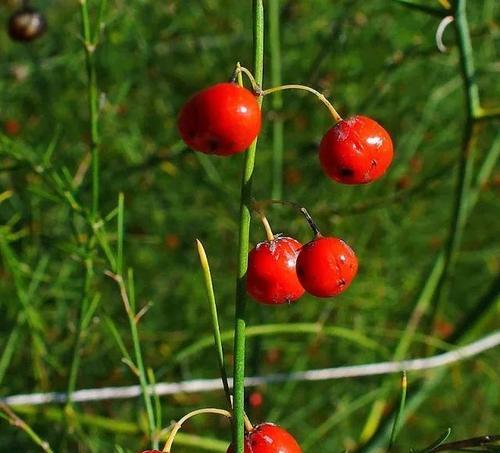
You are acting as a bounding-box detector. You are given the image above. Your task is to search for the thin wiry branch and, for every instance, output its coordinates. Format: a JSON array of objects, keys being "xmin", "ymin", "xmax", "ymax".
[{"xmin": 1, "ymin": 331, "xmax": 498, "ymax": 407}]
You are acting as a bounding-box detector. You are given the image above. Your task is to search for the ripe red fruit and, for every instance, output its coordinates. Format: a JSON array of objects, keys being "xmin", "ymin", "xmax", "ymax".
[
  {"xmin": 227, "ymin": 423, "xmax": 301, "ymax": 453},
  {"xmin": 8, "ymin": 8, "xmax": 47, "ymax": 42},
  {"xmin": 319, "ymin": 115, "xmax": 393, "ymax": 184},
  {"xmin": 178, "ymin": 82, "xmax": 261, "ymax": 156},
  {"xmin": 247, "ymin": 236, "xmax": 305, "ymax": 304},
  {"xmin": 248, "ymin": 391, "xmax": 264, "ymax": 408},
  {"xmin": 296, "ymin": 236, "xmax": 358, "ymax": 297},
  {"xmin": 3, "ymin": 119, "xmax": 21, "ymax": 136}
]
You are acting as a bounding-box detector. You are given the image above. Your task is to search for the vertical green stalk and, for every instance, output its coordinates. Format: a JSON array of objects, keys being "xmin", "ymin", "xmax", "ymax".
[
  {"xmin": 66, "ymin": 0, "xmax": 104, "ymax": 415},
  {"xmin": 80, "ymin": 0, "xmax": 100, "ymax": 217},
  {"xmin": 269, "ymin": 0, "xmax": 283, "ymax": 199},
  {"xmin": 126, "ymin": 270, "xmax": 157, "ymax": 447},
  {"xmin": 114, "ymin": 195, "xmax": 157, "ymax": 446},
  {"xmin": 430, "ymin": 0, "xmax": 480, "ymax": 326},
  {"xmin": 232, "ymin": 1, "xmax": 264, "ymax": 452},
  {"xmin": 360, "ymin": 1, "xmax": 494, "ymax": 446}
]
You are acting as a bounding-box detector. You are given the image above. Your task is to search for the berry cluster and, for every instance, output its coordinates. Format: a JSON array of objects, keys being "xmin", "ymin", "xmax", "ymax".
[
  {"xmin": 178, "ymin": 71, "xmax": 392, "ymax": 305},
  {"xmin": 151, "ymin": 68, "xmax": 395, "ymax": 452},
  {"xmin": 177, "ymin": 77, "xmax": 393, "ymax": 185},
  {"xmin": 247, "ymin": 217, "xmax": 358, "ymax": 304}
]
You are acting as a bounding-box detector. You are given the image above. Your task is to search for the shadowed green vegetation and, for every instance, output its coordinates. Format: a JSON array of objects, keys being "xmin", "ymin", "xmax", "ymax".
[{"xmin": 0, "ymin": 0, "xmax": 498, "ymax": 452}]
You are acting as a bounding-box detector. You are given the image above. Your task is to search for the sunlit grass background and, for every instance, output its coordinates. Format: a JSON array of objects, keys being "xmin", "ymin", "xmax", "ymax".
[{"xmin": 0, "ymin": 0, "xmax": 498, "ymax": 452}]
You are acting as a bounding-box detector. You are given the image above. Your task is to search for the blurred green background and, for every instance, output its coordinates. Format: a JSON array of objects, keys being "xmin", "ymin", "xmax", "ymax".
[{"xmin": 0, "ymin": 0, "xmax": 498, "ymax": 452}]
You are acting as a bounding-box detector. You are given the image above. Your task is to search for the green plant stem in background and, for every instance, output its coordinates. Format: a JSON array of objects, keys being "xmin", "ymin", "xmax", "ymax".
[
  {"xmin": 232, "ymin": 1, "xmax": 264, "ymax": 451},
  {"xmin": 269, "ymin": 0, "xmax": 283, "ymax": 199},
  {"xmin": 65, "ymin": 0, "xmax": 105, "ymax": 420},
  {"xmin": 430, "ymin": 0, "xmax": 481, "ymax": 326},
  {"xmin": 361, "ymin": 0, "xmax": 496, "ymax": 442},
  {"xmin": 0, "ymin": 403, "xmax": 54, "ymax": 453},
  {"xmin": 13, "ymin": 405, "xmax": 227, "ymax": 452},
  {"xmin": 114, "ymin": 194, "xmax": 158, "ymax": 446},
  {"xmin": 388, "ymin": 372, "xmax": 407, "ymax": 450},
  {"xmin": 80, "ymin": 0, "xmax": 100, "ymax": 217},
  {"xmin": 356, "ymin": 276, "xmax": 499, "ymax": 453}
]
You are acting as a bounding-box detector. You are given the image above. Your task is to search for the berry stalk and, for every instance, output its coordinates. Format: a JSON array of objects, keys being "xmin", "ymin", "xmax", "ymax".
[
  {"xmin": 232, "ymin": 1, "xmax": 264, "ymax": 452},
  {"xmin": 262, "ymin": 85, "xmax": 342, "ymax": 123},
  {"xmin": 162, "ymin": 408, "xmax": 232, "ymax": 453}
]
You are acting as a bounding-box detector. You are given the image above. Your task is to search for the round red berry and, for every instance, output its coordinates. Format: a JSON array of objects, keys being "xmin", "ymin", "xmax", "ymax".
[
  {"xmin": 296, "ymin": 236, "xmax": 358, "ymax": 298},
  {"xmin": 319, "ymin": 115, "xmax": 393, "ymax": 184},
  {"xmin": 227, "ymin": 423, "xmax": 301, "ymax": 453},
  {"xmin": 8, "ymin": 8, "xmax": 47, "ymax": 42},
  {"xmin": 247, "ymin": 236, "xmax": 305, "ymax": 305},
  {"xmin": 248, "ymin": 391, "xmax": 264, "ymax": 408},
  {"xmin": 3, "ymin": 119, "xmax": 21, "ymax": 136},
  {"xmin": 178, "ymin": 82, "xmax": 261, "ymax": 156}
]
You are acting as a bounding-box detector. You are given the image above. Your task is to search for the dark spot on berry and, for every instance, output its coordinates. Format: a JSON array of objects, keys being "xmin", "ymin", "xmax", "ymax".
[
  {"xmin": 337, "ymin": 279, "xmax": 346, "ymax": 287},
  {"xmin": 371, "ymin": 159, "xmax": 377, "ymax": 168},
  {"xmin": 207, "ymin": 138, "xmax": 219, "ymax": 152},
  {"xmin": 340, "ymin": 167, "xmax": 354, "ymax": 177}
]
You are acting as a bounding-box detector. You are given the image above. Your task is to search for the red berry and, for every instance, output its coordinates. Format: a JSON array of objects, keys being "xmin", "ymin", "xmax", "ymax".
[
  {"xmin": 8, "ymin": 8, "xmax": 47, "ymax": 42},
  {"xmin": 227, "ymin": 423, "xmax": 301, "ymax": 453},
  {"xmin": 3, "ymin": 119, "xmax": 21, "ymax": 136},
  {"xmin": 247, "ymin": 236, "xmax": 305, "ymax": 305},
  {"xmin": 248, "ymin": 391, "xmax": 264, "ymax": 408},
  {"xmin": 296, "ymin": 236, "xmax": 358, "ymax": 298},
  {"xmin": 319, "ymin": 115, "xmax": 393, "ymax": 184},
  {"xmin": 178, "ymin": 82, "xmax": 261, "ymax": 156}
]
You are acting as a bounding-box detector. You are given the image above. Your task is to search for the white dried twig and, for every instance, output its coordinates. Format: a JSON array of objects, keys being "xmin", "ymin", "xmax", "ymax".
[{"xmin": 1, "ymin": 331, "xmax": 498, "ymax": 407}]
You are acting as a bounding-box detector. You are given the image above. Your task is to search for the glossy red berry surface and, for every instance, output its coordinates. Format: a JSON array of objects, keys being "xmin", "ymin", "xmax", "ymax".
[
  {"xmin": 227, "ymin": 423, "xmax": 302, "ymax": 453},
  {"xmin": 178, "ymin": 82, "xmax": 261, "ymax": 156},
  {"xmin": 8, "ymin": 8, "xmax": 47, "ymax": 42},
  {"xmin": 296, "ymin": 236, "xmax": 358, "ymax": 298},
  {"xmin": 319, "ymin": 115, "xmax": 393, "ymax": 184},
  {"xmin": 247, "ymin": 236, "xmax": 305, "ymax": 305}
]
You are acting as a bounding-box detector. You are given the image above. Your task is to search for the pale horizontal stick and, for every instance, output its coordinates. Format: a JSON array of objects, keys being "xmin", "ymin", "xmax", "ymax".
[{"xmin": 1, "ymin": 331, "xmax": 498, "ymax": 407}]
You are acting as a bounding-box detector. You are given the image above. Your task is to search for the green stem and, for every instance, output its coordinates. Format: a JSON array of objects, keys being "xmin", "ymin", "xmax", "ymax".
[
  {"xmin": 269, "ymin": 0, "xmax": 283, "ymax": 199},
  {"xmin": 66, "ymin": 258, "xmax": 94, "ymax": 405},
  {"xmin": 455, "ymin": 0, "xmax": 480, "ymax": 118},
  {"xmin": 106, "ymin": 269, "xmax": 157, "ymax": 446},
  {"xmin": 196, "ymin": 240, "xmax": 232, "ymax": 409},
  {"xmin": 388, "ymin": 372, "xmax": 407, "ymax": 450},
  {"xmin": 430, "ymin": 0, "xmax": 480, "ymax": 328},
  {"xmin": 14, "ymin": 405, "xmax": 228, "ymax": 452},
  {"xmin": 0, "ymin": 403, "xmax": 55, "ymax": 453},
  {"xmin": 80, "ymin": 0, "xmax": 100, "ymax": 218},
  {"xmin": 66, "ymin": 0, "xmax": 105, "ymax": 416},
  {"xmin": 232, "ymin": 1, "xmax": 264, "ymax": 452},
  {"xmin": 361, "ymin": 0, "xmax": 493, "ymax": 441}
]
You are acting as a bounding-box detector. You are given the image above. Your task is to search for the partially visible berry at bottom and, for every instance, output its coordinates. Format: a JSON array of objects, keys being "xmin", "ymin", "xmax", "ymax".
[{"xmin": 227, "ymin": 423, "xmax": 302, "ymax": 453}]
